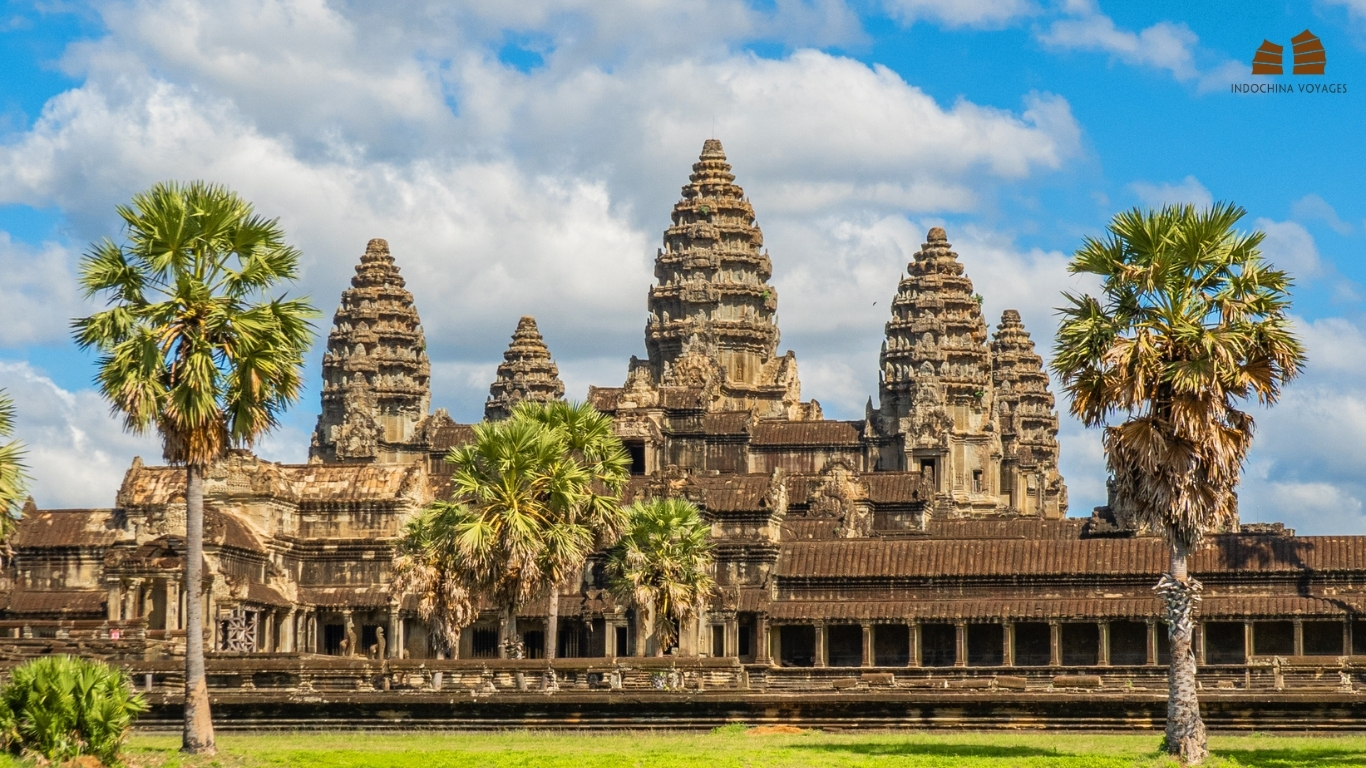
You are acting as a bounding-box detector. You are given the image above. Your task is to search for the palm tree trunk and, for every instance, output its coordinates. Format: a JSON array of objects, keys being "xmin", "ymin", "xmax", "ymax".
[
  {"xmin": 182, "ymin": 464, "xmax": 215, "ymax": 755},
  {"xmin": 546, "ymin": 585, "xmax": 559, "ymax": 662},
  {"xmin": 1161, "ymin": 537, "xmax": 1207, "ymax": 765}
]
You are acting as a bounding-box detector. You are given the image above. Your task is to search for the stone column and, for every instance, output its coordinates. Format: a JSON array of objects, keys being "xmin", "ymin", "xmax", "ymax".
[
  {"xmin": 724, "ymin": 616, "xmax": 739, "ymax": 658},
  {"xmin": 1293, "ymin": 619, "xmax": 1304, "ymax": 657},
  {"xmin": 1346, "ymin": 620, "xmax": 1354, "ymax": 657},
  {"xmin": 165, "ymin": 581, "xmax": 181, "ymax": 631},
  {"xmin": 954, "ymin": 622, "xmax": 967, "ymax": 667},
  {"xmin": 264, "ymin": 611, "xmax": 276, "ymax": 652},
  {"xmin": 1004, "ymin": 622, "xmax": 1014, "ymax": 667},
  {"xmin": 1195, "ymin": 623, "xmax": 1206, "ymax": 666},
  {"xmin": 388, "ymin": 605, "xmax": 401, "ymax": 659},
  {"xmin": 125, "ymin": 579, "xmax": 142, "ymax": 620},
  {"xmin": 283, "ymin": 608, "xmax": 297, "ymax": 653},
  {"xmin": 1147, "ymin": 620, "xmax": 1158, "ymax": 665},
  {"xmin": 756, "ymin": 615, "xmax": 771, "ymax": 665},
  {"xmin": 1049, "ymin": 621, "xmax": 1061, "ymax": 667},
  {"xmin": 1245, "ymin": 622, "xmax": 1255, "ymax": 658},
  {"xmin": 909, "ymin": 622, "xmax": 920, "ymax": 667},
  {"xmin": 1098, "ymin": 622, "xmax": 1110, "ymax": 667},
  {"xmin": 861, "ymin": 623, "xmax": 873, "ymax": 667},
  {"xmin": 107, "ymin": 584, "xmax": 121, "ymax": 621},
  {"xmin": 813, "ymin": 622, "xmax": 826, "ymax": 668}
]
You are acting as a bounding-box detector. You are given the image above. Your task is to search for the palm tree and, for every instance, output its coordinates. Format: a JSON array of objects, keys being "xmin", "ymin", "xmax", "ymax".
[
  {"xmin": 606, "ymin": 498, "xmax": 716, "ymax": 656},
  {"xmin": 1052, "ymin": 202, "xmax": 1303, "ymax": 765},
  {"xmin": 410, "ymin": 418, "xmax": 590, "ymax": 658},
  {"xmin": 72, "ymin": 181, "xmax": 317, "ymax": 755},
  {"xmin": 511, "ymin": 401, "xmax": 630, "ymax": 661},
  {"xmin": 390, "ymin": 501, "xmax": 477, "ymax": 658},
  {"xmin": 0, "ymin": 389, "xmax": 28, "ymax": 546}
]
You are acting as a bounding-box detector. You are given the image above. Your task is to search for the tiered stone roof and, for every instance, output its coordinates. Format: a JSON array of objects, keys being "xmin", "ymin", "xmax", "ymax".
[
  {"xmin": 879, "ymin": 227, "xmax": 991, "ymax": 424},
  {"xmin": 990, "ymin": 310, "xmax": 1061, "ymax": 472},
  {"xmin": 310, "ymin": 238, "xmax": 431, "ymax": 462},
  {"xmin": 485, "ymin": 316, "xmax": 565, "ymax": 421}
]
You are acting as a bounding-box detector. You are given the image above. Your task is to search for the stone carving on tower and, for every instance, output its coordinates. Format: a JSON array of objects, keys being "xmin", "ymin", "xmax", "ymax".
[
  {"xmin": 990, "ymin": 309, "xmax": 1068, "ymax": 517},
  {"xmin": 630, "ymin": 139, "xmax": 819, "ymax": 421},
  {"xmin": 873, "ymin": 227, "xmax": 1065, "ymax": 518},
  {"xmin": 310, "ymin": 238, "xmax": 432, "ymax": 464},
  {"xmin": 485, "ymin": 316, "xmax": 566, "ymax": 421}
]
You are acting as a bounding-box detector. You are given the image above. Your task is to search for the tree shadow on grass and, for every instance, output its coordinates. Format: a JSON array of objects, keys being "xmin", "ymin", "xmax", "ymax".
[
  {"xmin": 790, "ymin": 742, "xmax": 1062, "ymax": 759},
  {"xmin": 1214, "ymin": 748, "xmax": 1366, "ymax": 768}
]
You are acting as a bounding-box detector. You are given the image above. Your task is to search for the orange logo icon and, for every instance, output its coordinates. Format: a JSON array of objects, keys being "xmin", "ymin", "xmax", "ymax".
[
  {"xmin": 1252, "ymin": 40, "xmax": 1283, "ymax": 75},
  {"xmin": 1292, "ymin": 30, "xmax": 1325, "ymax": 75},
  {"xmin": 1251, "ymin": 30, "xmax": 1325, "ymax": 76}
]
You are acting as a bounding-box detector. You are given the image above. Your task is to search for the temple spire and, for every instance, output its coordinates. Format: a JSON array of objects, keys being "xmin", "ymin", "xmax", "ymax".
[
  {"xmin": 990, "ymin": 309, "xmax": 1067, "ymax": 515},
  {"xmin": 485, "ymin": 316, "xmax": 565, "ymax": 421},
  {"xmin": 310, "ymin": 238, "xmax": 431, "ymax": 463}
]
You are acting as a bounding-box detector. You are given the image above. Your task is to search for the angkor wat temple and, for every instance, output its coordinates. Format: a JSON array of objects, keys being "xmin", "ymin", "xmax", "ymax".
[{"xmin": 3, "ymin": 141, "xmax": 1365, "ymax": 728}]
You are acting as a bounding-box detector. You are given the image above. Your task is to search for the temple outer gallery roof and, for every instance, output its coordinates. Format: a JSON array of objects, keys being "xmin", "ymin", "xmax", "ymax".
[{"xmin": 3, "ymin": 140, "xmax": 1359, "ymax": 680}]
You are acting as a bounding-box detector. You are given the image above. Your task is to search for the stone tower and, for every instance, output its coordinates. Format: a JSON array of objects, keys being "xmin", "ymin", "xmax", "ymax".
[
  {"xmin": 310, "ymin": 238, "xmax": 431, "ymax": 464},
  {"xmin": 485, "ymin": 316, "xmax": 566, "ymax": 421},
  {"xmin": 990, "ymin": 310, "xmax": 1067, "ymax": 517},
  {"xmin": 633, "ymin": 138, "xmax": 813, "ymax": 419},
  {"xmin": 875, "ymin": 227, "xmax": 998, "ymax": 513}
]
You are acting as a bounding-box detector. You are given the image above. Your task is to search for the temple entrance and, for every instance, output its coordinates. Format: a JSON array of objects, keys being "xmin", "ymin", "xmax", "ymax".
[
  {"xmin": 779, "ymin": 625, "xmax": 816, "ymax": 667},
  {"xmin": 967, "ymin": 624, "xmax": 1003, "ymax": 666},
  {"xmin": 1061, "ymin": 623, "xmax": 1099, "ymax": 666},
  {"xmin": 1204, "ymin": 622, "xmax": 1245, "ymax": 665},
  {"xmin": 323, "ymin": 624, "xmax": 345, "ymax": 655}
]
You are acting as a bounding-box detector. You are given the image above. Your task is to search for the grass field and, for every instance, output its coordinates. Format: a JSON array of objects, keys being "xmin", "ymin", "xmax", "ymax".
[{"xmin": 9, "ymin": 729, "xmax": 1356, "ymax": 768}]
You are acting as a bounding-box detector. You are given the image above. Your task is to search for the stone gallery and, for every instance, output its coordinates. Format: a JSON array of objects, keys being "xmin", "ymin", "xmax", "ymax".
[{"xmin": 2, "ymin": 141, "xmax": 1363, "ymax": 721}]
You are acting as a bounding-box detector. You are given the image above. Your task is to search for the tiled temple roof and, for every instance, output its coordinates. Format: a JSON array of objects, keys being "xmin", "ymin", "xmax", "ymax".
[
  {"xmin": 751, "ymin": 421, "xmax": 862, "ymax": 447},
  {"xmin": 9, "ymin": 509, "xmax": 119, "ymax": 549},
  {"xmin": 4, "ymin": 588, "xmax": 105, "ymax": 616}
]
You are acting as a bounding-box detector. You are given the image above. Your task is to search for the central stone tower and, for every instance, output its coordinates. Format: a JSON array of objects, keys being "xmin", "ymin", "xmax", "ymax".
[{"xmin": 632, "ymin": 139, "xmax": 814, "ymax": 419}]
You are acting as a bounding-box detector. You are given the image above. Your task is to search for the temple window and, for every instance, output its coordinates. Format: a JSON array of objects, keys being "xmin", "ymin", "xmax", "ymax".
[
  {"xmin": 1253, "ymin": 621, "xmax": 1294, "ymax": 655},
  {"xmin": 624, "ymin": 441, "xmax": 647, "ymax": 475},
  {"xmin": 1303, "ymin": 620, "xmax": 1345, "ymax": 655},
  {"xmin": 779, "ymin": 625, "xmax": 816, "ymax": 667},
  {"xmin": 1013, "ymin": 623, "xmax": 1051, "ymax": 666},
  {"xmin": 920, "ymin": 623, "xmax": 957, "ymax": 667},
  {"xmin": 967, "ymin": 623, "xmax": 1004, "ymax": 666},
  {"xmin": 1061, "ymin": 623, "xmax": 1100, "ymax": 666},
  {"xmin": 1355, "ymin": 620, "xmax": 1366, "ymax": 655},
  {"xmin": 1108, "ymin": 621, "xmax": 1148, "ymax": 665},
  {"xmin": 971, "ymin": 470, "xmax": 983, "ymax": 494},
  {"xmin": 1203, "ymin": 622, "xmax": 1246, "ymax": 665},
  {"xmin": 470, "ymin": 627, "xmax": 499, "ymax": 658},
  {"xmin": 873, "ymin": 625, "xmax": 910, "ymax": 666},
  {"xmin": 827, "ymin": 624, "xmax": 863, "ymax": 667},
  {"xmin": 711, "ymin": 625, "xmax": 725, "ymax": 657}
]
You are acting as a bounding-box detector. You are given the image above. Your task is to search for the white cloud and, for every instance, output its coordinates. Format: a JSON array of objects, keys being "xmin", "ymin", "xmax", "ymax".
[
  {"xmin": 1128, "ymin": 175, "xmax": 1213, "ymax": 208},
  {"xmin": 0, "ymin": 233, "xmax": 83, "ymax": 346},
  {"xmin": 1291, "ymin": 194, "xmax": 1353, "ymax": 235},
  {"xmin": 1037, "ymin": 1, "xmax": 1240, "ymax": 91},
  {"xmin": 1255, "ymin": 217, "xmax": 1323, "ymax": 279},
  {"xmin": 0, "ymin": 360, "xmax": 161, "ymax": 509},
  {"xmin": 883, "ymin": 0, "xmax": 1036, "ymax": 28}
]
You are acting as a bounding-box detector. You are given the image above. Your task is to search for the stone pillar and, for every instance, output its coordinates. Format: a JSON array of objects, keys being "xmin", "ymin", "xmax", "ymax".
[
  {"xmin": 1346, "ymin": 620, "xmax": 1354, "ymax": 657},
  {"xmin": 756, "ymin": 614, "xmax": 771, "ymax": 665},
  {"xmin": 724, "ymin": 616, "xmax": 739, "ymax": 658},
  {"xmin": 861, "ymin": 623, "xmax": 873, "ymax": 668},
  {"xmin": 1195, "ymin": 623, "xmax": 1206, "ymax": 666},
  {"xmin": 264, "ymin": 611, "xmax": 276, "ymax": 652},
  {"xmin": 283, "ymin": 608, "xmax": 297, "ymax": 653},
  {"xmin": 124, "ymin": 579, "xmax": 142, "ymax": 620},
  {"xmin": 388, "ymin": 605, "xmax": 401, "ymax": 659},
  {"xmin": 1293, "ymin": 619, "xmax": 1304, "ymax": 657},
  {"xmin": 1098, "ymin": 622, "xmax": 1110, "ymax": 667},
  {"xmin": 1049, "ymin": 621, "xmax": 1061, "ymax": 667},
  {"xmin": 814, "ymin": 622, "xmax": 826, "ymax": 668},
  {"xmin": 165, "ymin": 581, "xmax": 181, "ymax": 631},
  {"xmin": 954, "ymin": 622, "xmax": 967, "ymax": 667},
  {"xmin": 107, "ymin": 584, "xmax": 121, "ymax": 621},
  {"xmin": 1147, "ymin": 620, "xmax": 1158, "ymax": 665},
  {"xmin": 1004, "ymin": 622, "xmax": 1014, "ymax": 667},
  {"xmin": 909, "ymin": 622, "xmax": 920, "ymax": 667},
  {"xmin": 1245, "ymin": 622, "xmax": 1255, "ymax": 658}
]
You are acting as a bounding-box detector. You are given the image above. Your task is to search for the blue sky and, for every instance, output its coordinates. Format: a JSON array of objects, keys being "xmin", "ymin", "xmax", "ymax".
[{"xmin": 2, "ymin": 0, "xmax": 1364, "ymax": 533}]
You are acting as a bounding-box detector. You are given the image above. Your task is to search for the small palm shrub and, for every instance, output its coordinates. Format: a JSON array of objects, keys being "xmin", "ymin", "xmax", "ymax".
[{"xmin": 0, "ymin": 655, "xmax": 147, "ymax": 766}]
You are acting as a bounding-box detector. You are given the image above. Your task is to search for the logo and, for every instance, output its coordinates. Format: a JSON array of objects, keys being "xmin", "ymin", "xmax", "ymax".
[{"xmin": 1233, "ymin": 29, "xmax": 1344, "ymax": 94}]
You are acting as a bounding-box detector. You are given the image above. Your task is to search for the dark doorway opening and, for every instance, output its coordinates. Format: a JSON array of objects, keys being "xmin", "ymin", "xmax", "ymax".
[
  {"xmin": 874, "ymin": 625, "xmax": 910, "ymax": 666},
  {"xmin": 780, "ymin": 625, "xmax": 816, "ymax": 667},
  {"xmin": 967, "ymin": 624, "xmax": 1003, "ymax": 666},
  {"xmin": 624, "ymin": 441, "xmax": 646, "ymax": 475},
  {"xmin": 827, "ymin": 625, "xmax": 862, "ymax": 667},
  {"xmin": 323, "ymin": 624, "xmax": 345, "ymax": 655},
  {"xmin": 1014, "ymin": 623, "xmax": 1050, "ymax": 666},
  {"xmin": 1061, "ymin": 623, "xmax": 1099, "ymax": 666},
  {"xmin": 471, "ymin": 627, "xmax": 499, "ymax": 658},
  {"xmin": 1254, "ymin": 621, "xmax": 1294, "ymax": 656},
  {"xmin": 1204, "ymin": 622, "xmax": 1246, "ymax": 665},
  {"xmin": 1304, "ymin": 621, "xmax": 1344, "ymax": 656},
  {"xmin": 920, "ymin": 623, "xmax": 956, "ymax": 667},
  {"xmin": 1109, "ymin": 621, "xmax": 1148, "ymax": 665}
]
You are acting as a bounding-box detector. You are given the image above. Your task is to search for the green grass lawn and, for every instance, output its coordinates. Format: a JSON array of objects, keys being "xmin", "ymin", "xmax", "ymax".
[{"xmin": 18, "ymin": 730, "xmax": 1352, "ymax": 768}]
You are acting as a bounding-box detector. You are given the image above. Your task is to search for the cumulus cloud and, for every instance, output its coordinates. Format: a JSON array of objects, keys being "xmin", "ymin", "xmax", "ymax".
[
  {"xmin": 1128, "ymin": 175, "xmax": 1213, "ymax": 208},
  {"xmin": 1037, "ymin": 1, "xmax": 1240, "ymax": 91},
  {"xmin": 0, "ymin": 233, "xmax": 83, "ymax": 345},
  {"xmin": 0, "ymin": 361, "xmax": 160, "ymax": 509},
  {"xmin": 1255, "ymin": 217, "xmax": 1323, "ymax": 279},
  {"xmin": 1291, "ymin": 194, "xmax": 1353, "ymax": 235}
]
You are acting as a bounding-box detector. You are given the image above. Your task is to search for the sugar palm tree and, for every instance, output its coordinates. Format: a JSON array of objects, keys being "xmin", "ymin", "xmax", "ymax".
[
  {"xmin": 606, "ymin": 498, "xmax": 716, "ymax": 656},
  {"xmin": 1052, "ymin": 202, "xmax": 1303, "ymax": 765},
  {"xmin": 0, "ymin": 389, "xmax": 28, "ymax": 546},
  {"xmin": 511, "ymin": 401, "xmax": 630, "ymax": 661},
  {"xmin": 72, "ymin": 181, "xmax": 317, "ymax": 755}
]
